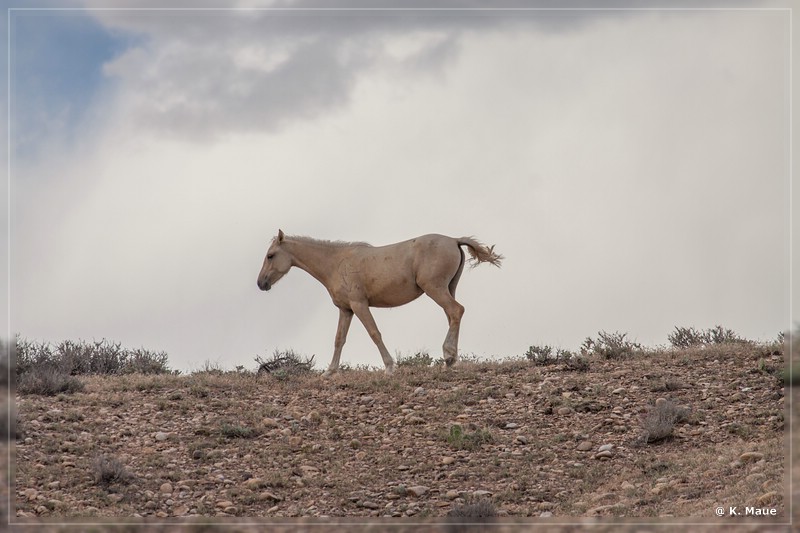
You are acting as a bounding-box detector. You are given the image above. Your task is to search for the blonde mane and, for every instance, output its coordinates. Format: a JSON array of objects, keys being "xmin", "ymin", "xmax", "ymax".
[{"xmin": 282, "ymin": 234, "xmax": 372, "ymax": 248}]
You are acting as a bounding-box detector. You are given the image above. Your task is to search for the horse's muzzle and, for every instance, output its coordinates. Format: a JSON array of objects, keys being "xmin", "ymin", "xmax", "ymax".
[{"xmin": 257, "ymin": 278, "xmax": 271, "ymax": 291}]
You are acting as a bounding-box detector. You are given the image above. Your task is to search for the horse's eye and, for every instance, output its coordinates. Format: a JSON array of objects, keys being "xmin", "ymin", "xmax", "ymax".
[{"xmin": 267, "ymin": 253, "xmax": 275, "ymax": 260}]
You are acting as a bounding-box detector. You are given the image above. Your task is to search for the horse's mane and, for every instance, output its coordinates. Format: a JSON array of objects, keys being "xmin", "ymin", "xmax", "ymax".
[{"xmin": 282, "ymin": 234, "xmax": 373, "ymax": 248}]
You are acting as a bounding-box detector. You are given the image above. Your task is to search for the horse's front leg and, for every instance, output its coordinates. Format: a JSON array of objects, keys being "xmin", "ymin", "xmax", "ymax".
[
  {"xmin": 351, "ymin": 301, "xmax": 395, "ymax": 375},
  {"xmin": 324, "ymin": 307, "xmax": 353, "ymax": 377}
]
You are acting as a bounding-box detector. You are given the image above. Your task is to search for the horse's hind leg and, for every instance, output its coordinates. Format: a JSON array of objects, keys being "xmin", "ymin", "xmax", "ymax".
[
  {"xmin": 351, "ymin": 301, "xmax": 395, "ymax": 375},
  {"xmin": 423, "ymin": 286, "xmax": 465, "ymax": 368}
]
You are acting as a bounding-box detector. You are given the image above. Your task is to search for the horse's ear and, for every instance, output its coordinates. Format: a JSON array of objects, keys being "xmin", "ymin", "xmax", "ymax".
[{"xmin": 278, "ymin": 229, "xmax": 285, "ymax": 243}]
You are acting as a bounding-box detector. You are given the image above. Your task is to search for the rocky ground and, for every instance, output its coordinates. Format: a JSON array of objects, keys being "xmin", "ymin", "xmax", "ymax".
[{"xmin": 4, "ymin": 341, "xmax": 794, "ymax": 530}]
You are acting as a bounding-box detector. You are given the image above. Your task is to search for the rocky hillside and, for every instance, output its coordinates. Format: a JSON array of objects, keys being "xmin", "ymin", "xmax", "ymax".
[{"xmin": 8, "ymin": 341, "xmax": 792, "ymax": 529}]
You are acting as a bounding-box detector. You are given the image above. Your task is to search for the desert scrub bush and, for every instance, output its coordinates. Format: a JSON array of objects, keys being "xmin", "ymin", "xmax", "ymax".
[
  {"xmin": 668, "ymin": 325, "xmax": 747, "ymax": 348},
  {"xmin": 220, "ymin": 423, "xmax": 261, "ymax": 439},
  {"xmin": 91, "ymin": 454, "xmax": 134, "ymax": 487},
  {"xmin": 445, "ymin": 424, "xmax": 493, "ymax": 451},
  {"xmin": 16, "ymin": 337, "xmax": 172, "ymax": 376},
  {"xmin": 256, "ymin": 349, "xmax": 316, "ymax": 377},
  {"xmin": 525, "ymin": 345, "xmax": 588, "ymax": 371},
  {"xmin": 397, "ymin": 350, "xmax": 434, "ymax": 367},
  {"xmin": 581, "ymin": 331, "xmax": 641, "ymax": 359},
  {"xmin": 447, "ymin": 497, "xmax": 498, "ymax": 519},
  {"xmin": 17, "ymin": 366, "xmax": 85, "ymax": 396},
  {"xmin": 639, "ymin": 398, "xmax": 689, "ymax": 443},
  {"xmin": 525, "ymin": 344, "xmax": 554, "ymax": 365}
]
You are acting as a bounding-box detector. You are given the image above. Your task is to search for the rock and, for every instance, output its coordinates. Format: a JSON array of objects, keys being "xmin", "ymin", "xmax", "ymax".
[
  {"xmin": 299, "ymin": 465, "xmax": 319, "ymax": 477},
  {"xmin": 591, "ymin": 492, "xmax": 617, "ymax": 503},
  {"xmin": 360, "ymin": 500, "xmax": 379, "ymax": 509},
  {"xmin": 414, "ymin": 387, "xmax": 426, "ymax": 395},
  {"xmin": 442, "ymin": 456, "xmax": 456, "ymax": 465},
  {"xmin": 757, "ymin": 491, "xmax": 777, "ymax": 505},
  {"xmin": 258, "ymin": 491, "xmax": 282, "ymax": 502},
  {"xmin": 215, "ymin": 500, "xmax": 234, "ymax": 508},
  {"xmin": 540, "ymin": 511, "xmax": 553, "ymax": 517},
  {"xmin": 155, "ymin": 432, "xmax": 169, "ymax": 441},
  {"xmin": 445, "ymin": 490, "xmax": 459, "ymax": 500},
  {"xmin": 172, "ymin": 505, "xmax": 189, "ymax": 516},
  {"xmin": 514, "ymin": 435, "xmax": 529, "ymax": 445},
  {"xmin": 244, "ymin": 478, "xmax": 264, "ymax": 490},
  {"xmin": 47, "ymin": 481, "xmax": 60, "ymax": 490},
  {"xmin": 576, "ymin": 441, "xmax": 593, "ymax": 451},
  {"xmin": 740, "ymin": 452, "xmax": 764, "ymax": 463},
  {"xmin": 557, "ymin": 407, "xmax": 572, "ymax": 415},
  {"xmin": 263, "ymin": 418, "xmax": 279, "ymax": 428},
  {"xmin": 23, "ymin": 488, "xmax": 38, "ymax": 501},
  {"xmin": 595, "ymin": 451, "xmax": 613, "ymax": 460},
  {"xmin": 598, "ymin": 444, "xmax": 614, "ymax": 452},
  {"xmin": 355, "ymin": 451, "xmax": 367, "ymax": 461},
  {"xmin": 588, "ymin": 504, "xmax": 625, "ymax": 516},
  {"xmin": 504, "ymin": 422, "xmax": 519, "ymax": 429},
  {"xmin": 407, "ymin": 486, "xmax": 429, "ymax": 497},
  {"xmin": 349, "ymin": 439, "xmax": 361, "ymax": 449},
  {"xmin": 612, "ymin": 388, "xmax": 625, "ymax": 394},
  {"xmin": 160, "ymin": 482, "xmax": 173, "ymax": 494},
  {"xmin": 473, "ymin": 490, "xmax": 492, "ymax": 498},
  {"xmin": 288, "ymin": 436, "xmax": 303, "ymax": 448}
]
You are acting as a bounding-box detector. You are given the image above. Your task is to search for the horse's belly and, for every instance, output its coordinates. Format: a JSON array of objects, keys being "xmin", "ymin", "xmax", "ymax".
[{"xmin": 366, "ymin": 280, "xmax": 423, "ymax": 308}]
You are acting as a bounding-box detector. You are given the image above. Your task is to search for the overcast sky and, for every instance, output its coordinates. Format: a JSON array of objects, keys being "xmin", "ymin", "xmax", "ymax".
[{"xmin": 2, "ymin": 1, "xmax": 796, "ymax": 372}]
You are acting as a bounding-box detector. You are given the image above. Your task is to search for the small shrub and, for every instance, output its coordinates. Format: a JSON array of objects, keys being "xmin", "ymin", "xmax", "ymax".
[
  {"xmin": 17, "ymin": 366, "xmax": 84, "ymax": 396},
  {"xmin": 122, "ymin": 347, "xmax": 171, "ymax": 374},
  {"xmin": 15, "ymin": 337, "xmax": 172, "ymax": 377},
  {"xmin": 256, "ymin": 349, "xmax": 316, "ymax": 376},
  {"xmin": 564, "ymin": 354, "xmax": 590, "ymax": 371},
  {"xmin": 91, "ymin": 454, "xmax": 134, "ymax": 486},
  {"xmin": 446, "ymin": 424, "xmax": 493, "ymax": 451},
  {"xmin": 525, "ymin": 344, "xmax": 552, "ymax": 363},
  {"xmin": 639, "ymin": 398, "xmax": 689, "ymax": 443},
  {"xmin": 525, "ymin": 345, "xmax": 586, "ymax": 370},
  {"xmin": 581, "ymin": 331, "xmax": 641, "ymax": 359},
  {"xmin": 397, "ymin": 350, "xmax": 434, "ymax": 367},
  {"xmin": 220, "ymin": 423, "xmax": 260, "ymax": 439},
  {"xmin": 447, "ymin": 498, "xmax": 498, "ymax": 519},
  {"xmin": 668, "ymin": 325, "xmax": 747, "ymax": 348}
]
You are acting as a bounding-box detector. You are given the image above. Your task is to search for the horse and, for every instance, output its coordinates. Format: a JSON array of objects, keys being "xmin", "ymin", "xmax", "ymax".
[{"xmin": 257, "ymin": 230, "xmax": 502, "ymax": 375}]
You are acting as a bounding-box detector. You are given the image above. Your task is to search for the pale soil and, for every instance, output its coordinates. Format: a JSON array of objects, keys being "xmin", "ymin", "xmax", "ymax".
[{"xmin": 3, "ymin": 342, "xmax": 794, "ymax": 531}]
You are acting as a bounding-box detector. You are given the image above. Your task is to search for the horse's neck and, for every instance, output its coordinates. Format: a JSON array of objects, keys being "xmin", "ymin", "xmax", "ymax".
[{"xmin": 284, "ymin": 239, "xmax": 341, "ymax": 287}]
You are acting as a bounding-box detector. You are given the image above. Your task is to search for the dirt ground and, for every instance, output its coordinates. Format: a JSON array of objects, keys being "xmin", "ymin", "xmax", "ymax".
[{"xmin": 4, "ymin": 341, "xmax": 795, "ymax": 531}]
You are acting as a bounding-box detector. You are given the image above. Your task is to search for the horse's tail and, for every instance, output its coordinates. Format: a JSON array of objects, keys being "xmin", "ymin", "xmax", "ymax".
[{"xmin": 457, "ymin": 236, "xmax": 504, "ymax": 268}]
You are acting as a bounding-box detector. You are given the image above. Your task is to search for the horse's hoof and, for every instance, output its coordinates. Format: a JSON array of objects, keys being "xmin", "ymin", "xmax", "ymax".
[
  {"xmin": 384, "ymin": 366, "xmax": 394, "ymax": 376},
  {"xmin": 322, "ymin": 369, "xmax": 336, "ymax": 378}
]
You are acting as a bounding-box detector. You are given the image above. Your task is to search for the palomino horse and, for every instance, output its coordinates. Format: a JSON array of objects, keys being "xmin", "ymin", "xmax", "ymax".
[{"xmin": 257, "ymin": 230, "xmax": 502, "ymax": 375}]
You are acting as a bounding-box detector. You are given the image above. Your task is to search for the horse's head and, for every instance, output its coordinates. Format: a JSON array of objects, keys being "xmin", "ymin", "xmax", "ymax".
[{"xmin": 257, "ymin": 229, "xmax": 292, "ymax": 291}]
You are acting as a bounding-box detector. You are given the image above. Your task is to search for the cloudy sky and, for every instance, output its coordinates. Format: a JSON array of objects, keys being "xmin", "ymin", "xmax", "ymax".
[{"xmin": 2, "ymin": 1, "xmax": 796, "ymax": 372}]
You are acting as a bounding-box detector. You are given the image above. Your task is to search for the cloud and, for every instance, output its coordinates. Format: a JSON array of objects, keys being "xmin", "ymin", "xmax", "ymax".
[{"xmin": 8, "ymin": 5, "xmax": 793, "ymax": 372}]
